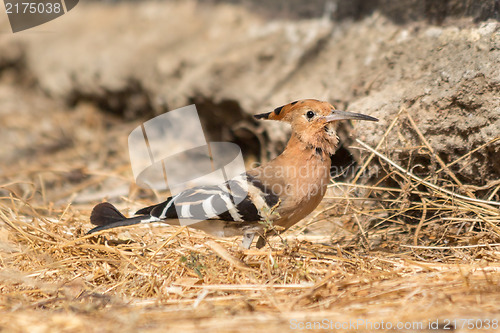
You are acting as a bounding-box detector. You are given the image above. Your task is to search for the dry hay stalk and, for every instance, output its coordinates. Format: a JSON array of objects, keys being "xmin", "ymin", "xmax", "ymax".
[
  {"xmin": 315, "ymin": 107, "xmax": 500, "ymax": 255},
  {"xmin": 1, "ymin": 106, "xmax": 500, "ymax": 332}
]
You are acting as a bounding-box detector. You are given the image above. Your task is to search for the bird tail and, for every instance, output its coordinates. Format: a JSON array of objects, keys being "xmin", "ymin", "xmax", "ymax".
[{"xmin": 87, "ymin": 202, "xmax": 150, "ymax": 234}]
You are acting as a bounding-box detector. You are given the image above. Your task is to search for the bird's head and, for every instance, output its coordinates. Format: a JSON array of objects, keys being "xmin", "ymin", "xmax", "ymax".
[{"xmin": 254, "ymin": 99, "xmax": 378, "ymax": 155}]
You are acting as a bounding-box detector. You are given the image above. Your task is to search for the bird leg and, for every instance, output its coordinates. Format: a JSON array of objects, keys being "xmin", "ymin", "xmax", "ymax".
[{"xmin": 241, "ymin": 232, "xmax": 256, "ymax": 249}]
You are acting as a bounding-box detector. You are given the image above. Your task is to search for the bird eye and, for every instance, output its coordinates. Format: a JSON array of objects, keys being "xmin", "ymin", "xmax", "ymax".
[{"xmin": 306, "ymin": 111, "xmax": 315, "ymax": 119}]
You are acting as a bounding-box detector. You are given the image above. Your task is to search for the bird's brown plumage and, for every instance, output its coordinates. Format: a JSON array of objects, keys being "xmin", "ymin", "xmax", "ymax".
[{"xmin": 89, "ymin": 99, "xmax": 378, "ymax": 248}]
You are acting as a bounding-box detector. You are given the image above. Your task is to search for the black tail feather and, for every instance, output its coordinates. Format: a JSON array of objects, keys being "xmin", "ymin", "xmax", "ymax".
[
  {"xmin": 88, "ymin": 202, "xmax": 153, "ymax": 234},
  {"xmin": 135, "ymin": 203, "xmax": 157, "ymax": 215},
  {"xmin": 135, "ymin": 196, "xmax": 175, "ymax": 216},
  {"xmin": 90, "ymin": 202, "xmax": 127, "ymax": 226},
  {"xmin": 87, "ymin": 216, "xmax": 148, "ymax": 234}
]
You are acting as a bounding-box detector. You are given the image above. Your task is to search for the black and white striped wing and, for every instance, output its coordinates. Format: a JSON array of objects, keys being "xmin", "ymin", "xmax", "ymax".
[{"xmin": 135, "ymin": 174, "xmax": 280, "ymax": 223}]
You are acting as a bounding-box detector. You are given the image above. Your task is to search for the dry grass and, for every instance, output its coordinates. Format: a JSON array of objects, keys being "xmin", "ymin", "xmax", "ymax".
[{"xmin": 1, "ymin": 104, "xmax": 500, "ymax": 332}]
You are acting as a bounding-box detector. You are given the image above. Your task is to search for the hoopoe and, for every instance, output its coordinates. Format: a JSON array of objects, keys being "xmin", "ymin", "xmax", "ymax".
[{"xmin": 88, "ymin": 99, "xmax": 377, "ymax": 248}]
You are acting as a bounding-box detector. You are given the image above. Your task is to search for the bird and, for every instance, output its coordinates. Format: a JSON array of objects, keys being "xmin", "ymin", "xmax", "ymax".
[{"xmin": 88, "ymin": 99, "xmax": 378, "ymax": 249}]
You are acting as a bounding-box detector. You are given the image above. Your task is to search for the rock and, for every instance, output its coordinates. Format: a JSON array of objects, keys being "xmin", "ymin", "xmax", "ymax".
[{"xmin": 0, "ymin": 1, "xmax": 498, "ymax": 185}]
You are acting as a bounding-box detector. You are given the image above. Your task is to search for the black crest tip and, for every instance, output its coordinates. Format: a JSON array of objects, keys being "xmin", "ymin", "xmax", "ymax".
[{"xmin": 254, "ymin": 112, "xmax": 271, "ymax": 120}]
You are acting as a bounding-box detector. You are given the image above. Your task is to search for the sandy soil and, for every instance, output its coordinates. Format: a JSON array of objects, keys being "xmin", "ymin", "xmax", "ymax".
[{"xmin": 0, "ymin": 1, "xmax": 499, "ymax": 332}]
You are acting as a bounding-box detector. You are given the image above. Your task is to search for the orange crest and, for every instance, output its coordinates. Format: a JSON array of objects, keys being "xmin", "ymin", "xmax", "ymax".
[{"xmin": 254, "ymin": 100, "xmax": 303, "ymax": 121}]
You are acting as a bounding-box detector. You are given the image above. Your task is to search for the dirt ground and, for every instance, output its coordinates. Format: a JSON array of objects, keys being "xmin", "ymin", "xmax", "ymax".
[{"xmin": 1, "ymin": 1, "xmax": 500, "ymax": 332}]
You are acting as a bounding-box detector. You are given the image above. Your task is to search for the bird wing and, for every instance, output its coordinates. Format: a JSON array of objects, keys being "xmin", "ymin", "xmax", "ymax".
[{"xmin": 135, "ymin": 174, "xmax": 280, "ymax": 223}]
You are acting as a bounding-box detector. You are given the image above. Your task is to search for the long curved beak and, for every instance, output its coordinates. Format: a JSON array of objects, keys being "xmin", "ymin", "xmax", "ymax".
[{"xmin": 323, "ymin": 110, "xmax": 378, "ymax": 122}]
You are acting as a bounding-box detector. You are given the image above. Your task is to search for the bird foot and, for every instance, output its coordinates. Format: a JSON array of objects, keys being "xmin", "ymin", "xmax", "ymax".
[{"xmin": 256, "ymin": 236, "xmax": 266, "ymax": 249}]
